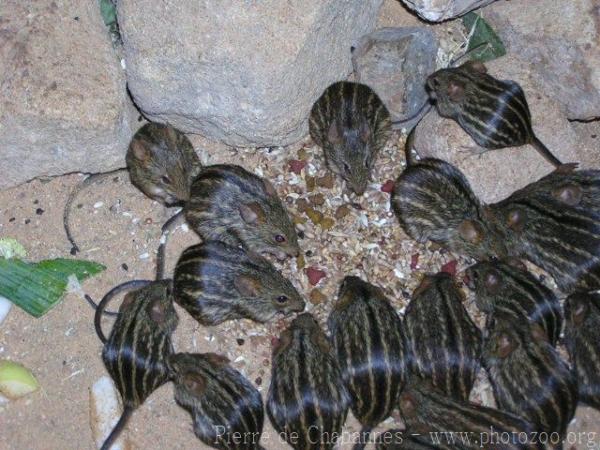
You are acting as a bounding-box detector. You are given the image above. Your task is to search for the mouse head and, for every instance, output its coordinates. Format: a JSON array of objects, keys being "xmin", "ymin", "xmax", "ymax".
[
  {"xmin": 335, "ymin": 275, "xmax": 382, "ymax": 311},
  {"xmin": 232, "ymin": 253, "xmax": 305, "ymax": 322},
  {"xmin": 325, "ymin": 118, "xmax": 376, "ymax": 195},
  {"xmin": 126, "ymin": 123, "xmax": 201, "ymax": 206},
  {"xmin": 464, "ymin": 261, "xmax": 505, "ymax": 313},
  {"xmin": 426, "ymin": 60, "xmax": 488, "ymax": 118},
  {"xmin": 238, "ymin": 178, "xmax": 300, "ymax": 260}
]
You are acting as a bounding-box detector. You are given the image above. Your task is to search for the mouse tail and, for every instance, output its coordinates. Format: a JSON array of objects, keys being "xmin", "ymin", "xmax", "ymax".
[
  {"xmin": 353, "ymin": 425, "xmax": 373, "ymax": 450},
  {"xmin": 390, "ymin": 99, "xmax": 432, "ymax": 130},
  {"xmin": 94, "ymin": 279, "xmax": 152, "ymax": 343},
  {"xmin": 404, "ymin": 126, "xmax": 418, "ymax": 167},
  {"xmin": 100, "ymin": 406, "xmax": 133, "ymax": 450},
  {"xmin": 531, "ymin": 135, "xmax": 577, "ymax": 171},
  {"xmin": 63, "ymin": 170, "xmax": 126, "ymax": 256},
  {"xmin": 155, "ymin": 209, "xmax": 185, "ymax": 281}
]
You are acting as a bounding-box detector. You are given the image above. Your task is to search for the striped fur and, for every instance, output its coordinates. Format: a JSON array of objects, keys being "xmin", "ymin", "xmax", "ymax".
[
  {"xmin": 170, "ymin": 352, "xmax": 265, "ymax": 450},
  {"xmin": 309, "ymin": 81, "xmax": 392, "ymax": 195},
  {"xmin": 489, "ymin": 168, "xmax": 600, "ymax": 293},
  {"xmin": 102, "ymin": 280, "xmax": 178, "ymax": 408},
  {"xmin": 483, "ymin": 311, "xmax": 578, "ymax": 438},
  {"xmin": 465, "ymin": 261, "xmax": 562, "ymax": 346},
  {"xmin": 267, "ymin": 313, "xmax": 350, "ymax": 450},
  {"xmin": 397, "ymin": 383, "xmax": 543, "ymax": 450},
  {"xmin": 564, "ymin": 292, "xmax": 600, "ymax": 411},
  {"xmin": 327, "ymin": 276, "xmax": 407, "ymax": 450},
  {"xmin": 100, "ymin": 280, "xmax": 178, "ymax": 449},
  {"xmin": 403, "ymin": 272, "xmax": 482, "ymax": 401},
  {"xmin": 126, "ymin": 122, "xmax": 202, "ymax": 205},
  {"xmin": 184, "ymin": 164, "xmax": 299, "ymax": 260},
  {"xmin": 391, "ymin": 157, "xmax": 509, "ymax": 261},
  {"xmin": 427, "ymin": 61, "xmax": 564, "ymax": 167},
  {"xmin": 173, "ymin": 241, "xmax": 304, "ymax": 325}
]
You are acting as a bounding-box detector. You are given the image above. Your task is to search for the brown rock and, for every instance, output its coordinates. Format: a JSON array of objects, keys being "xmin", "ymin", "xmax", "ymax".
[{"xmin": 335, "ymin": 204, "xmax": 352, "ymax": 220}]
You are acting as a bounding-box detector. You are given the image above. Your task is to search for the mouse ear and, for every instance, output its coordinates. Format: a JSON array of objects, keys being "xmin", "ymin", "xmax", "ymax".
[
  {"xmin": 530, "ymin": 323, "xmax": 549, "ymax": 344},
  {"xmin": 183, "ymin": 372, "xmax": 207, "ymax": 396},
  {"xmin": 148, "ymin": 298, "xmax": 168, "ymax": 324},
  {"xmin": 130, "ymin": 140, "xmax": 151, "ymax": 162},
  {"xmin": 273, "ymin": 330, "xmax": 293, "ymax": 356},
  {"xmin": 484, "ymin": 270, "xmax": 501, "ymax": 292},
  {"xmin": 552, "ymin": 184, "xmax": 582, "ymax": 206},
  {"xmin": 327, "ymin": 122, "xmax": 343, "ymax": 144},
  {"xmin": 465, "ymin": 60, "xmax": 488, "ymax": 74},
  {"xmin": 447, "ymin": 81, "xmax": 465, "ymax": 102},
  {"xmin": 239, "ymin": 202, "xmax": 266, "ymax": 224},
  {"xmin": 119, "ymin": 292, "xmax": 137, "ymax": 313},
  {"xmin": 234, "ymin": 274, "xmax": 261, "ymax": 297},
  {"xmin": 506, "ymin": 209, "xmax": 525, "ymax": 232},
  {"xmin": 458, "ymin": 219, "xmax": 484, "ymax": 244},
  {"xmin": 164, "ymin": 125, "xmax": 178, "ymax": 146},
  {"xmin": 399, "ymin": 392, "xmax": 418, "ymax": 418},
  {"xmin": 263, "ymin": 179, "xmax": 278, "ymax": 197},
  {"xmin": 203, "ymin": 353, "xmax": 230, "ymax": 368},
  {"xmin": 570, "ymin": 297, "xmax": 589, "ymax": 326},
  {"xmin": 495, "ymin": 332, "xmax": 517, "ymax": 358}
]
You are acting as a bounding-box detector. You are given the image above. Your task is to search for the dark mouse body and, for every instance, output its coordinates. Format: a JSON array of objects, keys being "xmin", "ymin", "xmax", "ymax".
[
  {"xmin": 427, "ymin": 60, "xmax": 570, "ymax": 169},
  {"xmin": 169, "ymin": 352, "xmax": 265, "ymax": 450},
  {"xmin": 397, "ymin": 382, "xmax": 543, "ymax": 450},
  {"xmin": 95, "ymin": 279, "xmax": 179, "ymax": 450},
  {"xmin": 328, "ymin": 276, "xmax": 407, "ymax": 450},
  {"xmin": 564, "ymin": 291, "xmax": 600, "ymax": 411},
  {"xmin": 173, "ymin": 241, "xmax": 304, "ymax": 326},
  {"xmin": 391, "ymin": 156, "xmax": 508, "ymax": 261},
  {"xmin": 64, "ymin": 122, "xmax": 201, "ymax": 254},
  {"xmin": 267, "ymin": 313, "xmax": 350, "ymax": 450},
  {"xmin": 309, "ymin": 81, "xmax": 392, "ymax": 195},
  {"xmin": 403, "ymin": 272, "xmax": 482, "ymax": 401},
  {"xmin": 158, "ymin": 164, "xmax": 300, "ymax": 279},
  {"xmin": 483, "ymin": 311, "xmax": 577, "ymax": 440},
  {"xmin": 465, "ymin": 260, "xmax": 562, "ymax": 346},
  {"xmin": 489, "ymin": 168, "xmax": 600, "ymax": 293}
]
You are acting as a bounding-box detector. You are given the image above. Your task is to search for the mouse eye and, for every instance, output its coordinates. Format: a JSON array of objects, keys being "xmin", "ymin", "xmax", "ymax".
[
  {"xmin": 161, "ymin": 175, "xmax": 172, "ymax": 185},
  {"xmin": 275, "ymin": 234, "xmax": 286, "ymax": 243},
  {"xmin": 276, "ymin": 295, "xmax": 288, "ymax": 304}
]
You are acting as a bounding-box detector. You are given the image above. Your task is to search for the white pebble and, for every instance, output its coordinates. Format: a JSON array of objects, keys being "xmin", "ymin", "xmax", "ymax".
[
  {"xmin": 0, "ymin": 297, "xmax": 12, "ymax": 325},
  {"xmin": 93, "ymin": 202, "xmax": 104, "ymax": 209},
  {"xmin": 139, "ymin": 252, "xmax": 150, "ymax": 260},
  {"xmin": 181, "ymin": 223, "xmax": 189, "ymax": 233}
]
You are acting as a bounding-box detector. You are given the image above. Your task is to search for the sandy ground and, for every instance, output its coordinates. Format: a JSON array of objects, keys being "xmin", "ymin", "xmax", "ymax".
[{"xmin": 1, "ymin": 126, "xmax": 600, "ymax": 450}]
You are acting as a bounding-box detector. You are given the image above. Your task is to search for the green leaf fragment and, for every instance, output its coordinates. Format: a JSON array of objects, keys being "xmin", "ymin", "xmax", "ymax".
[
  {"xmin": 462, "ymin": 12, "xmax": 507, "ymax": 63},
  {"xmin": 0, "ymin": 258, "xmax": 105, "ymax": 318},
  {"xmin": 0, "ymin": 238, "xmax": 26, "ymax": 259},
  {"xmin": 99, "ymin": 0, "xmax": 117, "ymax": 27},
  {"xmin": 0, "ymin": 360, "xmax": 40, "ymax": 400}
]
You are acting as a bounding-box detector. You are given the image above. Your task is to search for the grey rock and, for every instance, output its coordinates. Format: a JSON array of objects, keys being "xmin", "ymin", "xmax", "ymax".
[
  {"xmin": 399, "ymin": 0, "xmax": 496, "ymax": 22},
  {"xmin": 118, "ymin": 0, "xmax": 383, "ymax": 147},
  {"xmin": 484, "ymin": 0, "xmax": 600, "ymax": 120},
  {"xmin": 414, "ymin": 58, "xmax": 600, "ymax": 203},
  {"xmin": 352, "ymin": 27, "xmax": 437, "ymax": 130},
  {"xmin": 0, "ymin": 0, "xmax": 135, "ymax": 189}
]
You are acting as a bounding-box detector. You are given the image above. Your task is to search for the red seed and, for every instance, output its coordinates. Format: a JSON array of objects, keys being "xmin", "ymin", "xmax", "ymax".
[
  {"xmin": 305, "ymin": 266, "xmax": 326, "ymax": 286},
  {"xmin": 441, "ymin": 259, "xmax": 458, "ymax": 276},
  {"xmin": 381, "ymin": 180, "xmax": 395, "ymax": 193},
  {"xmin": 410, "ymin": 253, "xmax": 419, "ymax": 270},
  {"xmin": 288, "ymin": 159, "xmax": 307, "ymax": 175}
]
